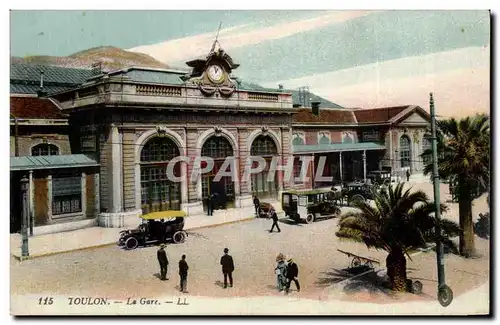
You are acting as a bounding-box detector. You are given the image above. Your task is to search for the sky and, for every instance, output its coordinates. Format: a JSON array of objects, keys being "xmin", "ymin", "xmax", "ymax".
[{"xmin": 10, "ymin": 10, "xmax": 490, "ymax": 118}]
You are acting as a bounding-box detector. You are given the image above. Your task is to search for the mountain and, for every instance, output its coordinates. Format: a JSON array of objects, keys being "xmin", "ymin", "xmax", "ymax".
[{"xmin": 11, "ymin": 46, "xmax": 169, "ymax": 71}]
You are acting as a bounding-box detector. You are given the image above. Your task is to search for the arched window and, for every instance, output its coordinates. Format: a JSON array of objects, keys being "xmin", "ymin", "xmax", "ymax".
[
  {"xmin": 201, "ymin": 136, "xmax": 233, "ymax": 159},
  {"xmin": 140, "ymin": 137, "xmax": 181, "ymax": 213},
  {"xmin": 421, "ymin": 134, "xmax": 432, "ymax": 165},
  {"xmin": 31, "ymin": 143, "xmax": 59, "ymax": 156},
  {"xmin": 292, "ymin": 134, "xmax": 305, "ymax": 146},
  {"xmin": 318, "ymin": 133, "xmax": 330, "ymax": 145},
  {"xmin": 400, "ymin": 135, "xmax": 411, "ymax": 168},
  {"xmin": 201, "ymin": 136, "xmax": 235, "ymax": 206},
  {"xmin": 250, "ymin": 135, "xmax": 279, "ymax": 198},
  {"xmin": 342, "ymin": 132, "xmax": 354, "ymax": 144},
  {"xmin": 250, "ymin": 135, "xmax": 277, "ymax": 157}
]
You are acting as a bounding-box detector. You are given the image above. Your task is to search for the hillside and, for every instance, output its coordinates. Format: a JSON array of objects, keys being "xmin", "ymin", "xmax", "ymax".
[{"xmin": 12, "ymin": 46, "xmax": 169, "ymax": 71}]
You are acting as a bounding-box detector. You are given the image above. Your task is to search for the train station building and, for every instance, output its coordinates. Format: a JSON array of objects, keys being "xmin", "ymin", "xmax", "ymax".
[{"xmin": 10, "ymin": 47, "xmax": 432, "ymax": 234}]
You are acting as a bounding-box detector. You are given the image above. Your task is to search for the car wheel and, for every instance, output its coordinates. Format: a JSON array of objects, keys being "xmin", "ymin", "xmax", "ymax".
[
  {"xmin": 412, "ymin": 280, "xmax": 423, "ymax": 294},
  {"xmin": 173, "ymin": 231, "xmax": 186, "ymax": 244},
  {"xmin": 305, "ymin": 214, "xmax": 314, "ymax": 224},
  {"xmin": 125, "ymin": 237, "xmax": 138, "ymax": 250},
  {"xmin": 438, "ymin": 284, "xmax": 453, "ymax": 307}
]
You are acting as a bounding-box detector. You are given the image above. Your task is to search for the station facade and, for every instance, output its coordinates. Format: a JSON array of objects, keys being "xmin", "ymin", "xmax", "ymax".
[{"xmin": 11, "ymin": 47, "xmax": 432, "ymax": 232}]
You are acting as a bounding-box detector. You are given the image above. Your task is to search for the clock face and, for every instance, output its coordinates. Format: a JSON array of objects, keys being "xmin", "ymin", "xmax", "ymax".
[{"xmin": 207, "ymin": 65, "xmax": 224, "ymax": 83}]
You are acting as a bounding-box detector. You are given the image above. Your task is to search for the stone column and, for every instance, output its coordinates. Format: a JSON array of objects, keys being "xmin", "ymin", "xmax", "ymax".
[
  {"xmin": 110, "ymin": 125, "xmax": 123, "ymax": 213},
  {"xmin": 94, "ymin": 173, "xmax": 100, "ymax": 218},
  {"xmin": 47, "ymin": 175, "xmax": 52, "ymax": 219},
  {"xmin": 81, "ymin": 172, "xmax": 87, "ymax": 217},
  {"xmin": 98, "ymin": 124, "xmax": 124, "ymax": 228}
]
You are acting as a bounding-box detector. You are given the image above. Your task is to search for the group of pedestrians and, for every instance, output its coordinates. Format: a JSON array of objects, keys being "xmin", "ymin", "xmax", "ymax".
[
  {"xmin": 156, "ymin": 245, "xmax": 235, "ymax": 293},
  {"xmin": 157, "ymin": 245, "xmax": 300, "ymax": 294},
  {"xmin": 274, "ymin": 253, "xmax": 301, "ymax": 293}
]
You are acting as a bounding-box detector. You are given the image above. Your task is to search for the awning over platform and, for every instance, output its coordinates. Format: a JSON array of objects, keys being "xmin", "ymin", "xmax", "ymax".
[
  {"xmin": 10, "ymin": 154, "xmax": 99, "ymax": 171},
  {"xmin": 293, "ymin": 142, "xmax": 386, "ymax": 154}
]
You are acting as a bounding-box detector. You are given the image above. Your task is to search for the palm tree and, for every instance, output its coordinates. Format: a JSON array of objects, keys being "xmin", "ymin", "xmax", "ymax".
[
  {"xmin": 421, "ymin": 114, "xmax": 490, "ymax": 257},
  {"xmin": 336, "ymin": 183, "xmax": 460, "ymax": 292}
]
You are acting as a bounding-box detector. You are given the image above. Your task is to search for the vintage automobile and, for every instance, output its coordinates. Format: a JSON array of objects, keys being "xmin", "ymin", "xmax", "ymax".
[
  {"xmin": 343, "ymin": 181, "xmax": 377, "ymax": 206},
  {"xmin": 367, "ymin": 170, "xmax": 392, "ymax": 186},
  {"xmin": 282, "ymin": 189, "xmax": 341, "ymax": 224},
  {"xmin": 118, "ymin": 211, "xmax": 188, "ymax": 250}
]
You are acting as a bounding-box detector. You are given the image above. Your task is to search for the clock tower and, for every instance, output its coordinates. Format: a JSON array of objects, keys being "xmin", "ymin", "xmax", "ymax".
[{"xmin": 183, "ymin": 44, "xmax": 239, "ymax": 97}]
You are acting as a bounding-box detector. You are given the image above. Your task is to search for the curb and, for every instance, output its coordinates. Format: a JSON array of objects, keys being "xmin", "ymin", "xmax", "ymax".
[
  {"xmin": 186, "ymin": 216, "xmax": 255, "ymax": 231},
  {"xmin": 12, "ymin": 216, "xmax": 256, "ymax": 261}
]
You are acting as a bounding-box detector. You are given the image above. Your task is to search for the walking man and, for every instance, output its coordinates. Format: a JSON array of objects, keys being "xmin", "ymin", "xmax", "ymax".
[
  {"xmin": 207, "ymin": 195, "xmax": 213, "ymax": 216},
  {"xmin": 157, "ymin": 244, "xmax": 169, "ymax": 281},
  {"xmin": 269, "ymin": 208, "xmax": 281, "ymax": 233},
  {"xmin": 220, "ymin": 248, "xmax": 235, "ymax": 288},
  {"xmin": 406, "ymin": 169, "xmax": 411, "ymax": 182},
  {"xmin": 179, "ymin": 254, "xmax": 189, "ymax": 293},
  {"xmin": 253, "ymin": 195, "xmax": 260, "ymax": 217},
  {"xmin": 285, "ymin": 257, "xmax": 300, "ymax": 294}
]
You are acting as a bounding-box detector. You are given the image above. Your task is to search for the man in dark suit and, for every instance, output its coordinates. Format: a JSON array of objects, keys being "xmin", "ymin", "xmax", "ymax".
[
  {"xmin": 285, "ymin": 257, "xmax": 300, "ymax": 294},
  {"xmin": 178, "ymin": 254, "xmax": 189, "ymax": 293},
  {"xmin": 157, "ymin": 244, "xmax": 169, "ymax": 280},
  {"xmin": 220, "ymin": 248, "xmax": 235, "ymax": 288},
  {"xmin": 253, "ymin": 195, "xmax": 261, "ymax": 217},
  {"xmin": 269, "ymin": 208, "xmax": 281, "ymax": 233}
]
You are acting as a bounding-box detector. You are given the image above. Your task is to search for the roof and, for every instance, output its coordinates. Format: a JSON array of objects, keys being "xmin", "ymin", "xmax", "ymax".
[
  {"xmin": 10, "ymin": 63, "xmax": 94, "ymax": 95},
  {"xmin": 237, "ymin": 82, "xmax": 342, "ymax": 108},
  {"xmin": 11, "ymin": 63, "xmax": 94, "ymax": 85},
  {"xmin": 293, "ymin": 142, "xmax": 386, "ymax": 154},
  {"xmin": 283, "ymin": 188, "xmax": 333, "ymax": 195},
  {"xmin": 115, "ymin": 68, "xmax": 186, "ymax": 85},
  {"xmin": 353, "ymin": 106, "xmax": 411, "ymax": 124},
  {"xmin": 10, "ymin": 96, "xmax": 67, "ymax": 119},
  {"xmin": 293, "ymin": 108, "xmax": 356, "ymax": 125},
  {"xmin": 10, "ymin": 154, "xmax": 99, "ymax": 171},
  {"xmin": 140, "ymin": 211, "xmax": 186, "ymax": 219},
  {"xmin": 288, "ymin": 89, "xmax": 343, "ymax": 109},
  {"xmin": 10, "ymin": 84, "xmax": 74, "ymax": 95}
]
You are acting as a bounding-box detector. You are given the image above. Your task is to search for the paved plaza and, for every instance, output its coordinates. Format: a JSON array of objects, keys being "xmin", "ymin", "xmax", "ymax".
[{"xmin": 10, "ymin": 181, "xmax": 490, "ymax": 311}]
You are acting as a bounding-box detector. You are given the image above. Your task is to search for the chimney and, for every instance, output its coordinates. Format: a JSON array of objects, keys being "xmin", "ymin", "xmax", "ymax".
[
  {"xmin": 278, "ymin": 84, "xmax": 283, "ymax": 90},
  {"xmin": 37, "ymin": 70, "xmax": 47, "ymax": 97},
  {"xmin": 311, "ymin": 101, "xmax": 321, "ymax": 116},
  {"xmin": 91, "ymin": 61, "xmax": 102, "ymax": 75}
]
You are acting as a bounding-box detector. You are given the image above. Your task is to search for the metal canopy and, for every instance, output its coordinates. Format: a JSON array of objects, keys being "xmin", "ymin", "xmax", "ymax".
[
  {"xmin": 293, "ymin": 142, "xmax": 386, "ymax": 154},
  {"xmin": 10, "ymin": 154, "xmax": 99, "ymax": 171}
]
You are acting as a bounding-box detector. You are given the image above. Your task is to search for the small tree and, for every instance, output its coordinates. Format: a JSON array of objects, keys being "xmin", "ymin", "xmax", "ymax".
[{"xmin": 336, "ymin": 183, "xmax": 460, "ymax": 292}]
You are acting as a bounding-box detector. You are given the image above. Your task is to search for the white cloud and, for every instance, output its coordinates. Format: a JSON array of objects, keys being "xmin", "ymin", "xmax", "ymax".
[
  {"xmin": 128, "ymin": 11, "xmax": 379, "ymax": 64},
  {"xmin": 263, "ymin": 46, "xmax": 490, "ymax": 118}
]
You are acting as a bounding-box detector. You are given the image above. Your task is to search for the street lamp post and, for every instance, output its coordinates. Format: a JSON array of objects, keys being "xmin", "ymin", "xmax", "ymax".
[
  {"xmin": 394, "ymin": 149, "xmax": 399, "ymax": 182},
  {"xmin": 20, "ymin": 175, "xmax": 29, "ymax": 258},
  {"xmin": 430, "ymin": 92, "xmax": 453, "ymax": 307}
]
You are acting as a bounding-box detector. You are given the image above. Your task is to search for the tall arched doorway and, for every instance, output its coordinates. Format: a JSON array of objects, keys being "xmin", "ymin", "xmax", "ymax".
[
  {"xmin": 201, "ymin": 136, "xmax": 235, "ymax": 211},
  {"xmin": 399, "ymin": 135, "xmax": 412, "ymax": 171},
  {"xmin": 250, "ymin": 135, "xmax": 278, "ymax": 200},
  {"xmin": 140, "ymin": 136, "xmax": 181, "ymax": 214}
]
